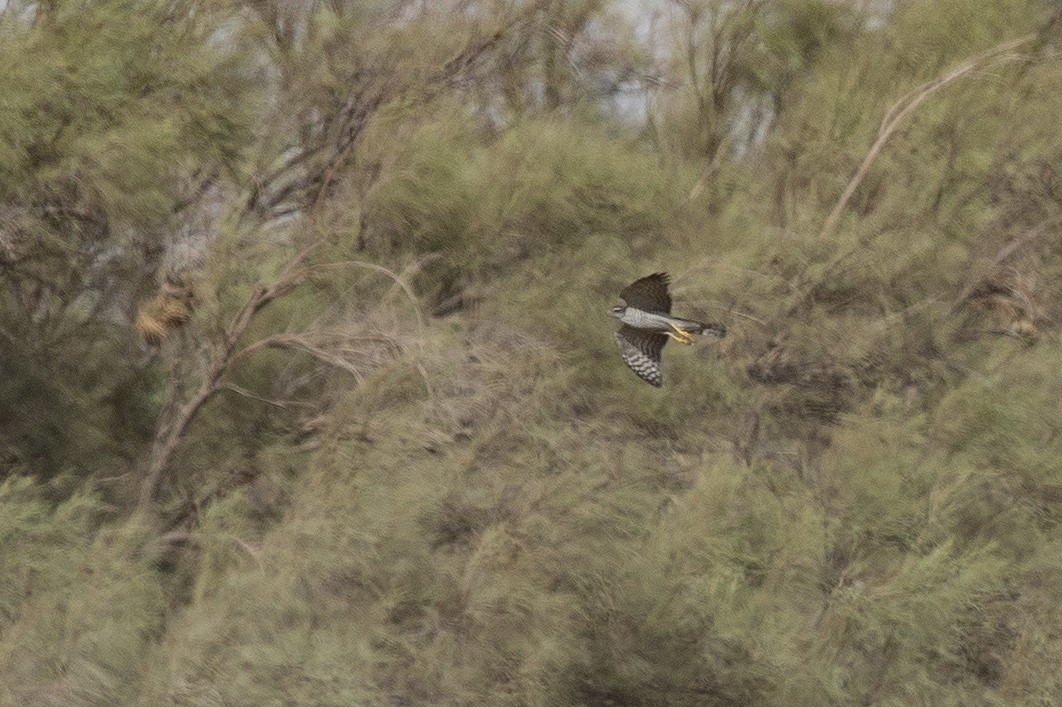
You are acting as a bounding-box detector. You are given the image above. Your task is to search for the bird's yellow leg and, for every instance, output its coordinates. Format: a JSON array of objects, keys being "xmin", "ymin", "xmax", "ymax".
[{"xmin": 666, "ymin": 323, "xmax": 695, "ymax": 345}]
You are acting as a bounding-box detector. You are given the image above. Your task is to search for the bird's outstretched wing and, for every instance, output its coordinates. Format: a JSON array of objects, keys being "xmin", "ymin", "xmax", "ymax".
[
  {"xmin": 620, "ymin": 272, "xmax": 672, "ymax": 314},
  {"xmin": 615, "ymin": 325, "xmax": 668, "ymax": 387}
]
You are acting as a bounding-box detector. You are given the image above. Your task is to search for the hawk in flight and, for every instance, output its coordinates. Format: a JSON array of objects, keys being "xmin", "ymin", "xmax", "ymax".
[{"xmin": 610, "ymin": 273, "xmax": 726, "ymax": 386}]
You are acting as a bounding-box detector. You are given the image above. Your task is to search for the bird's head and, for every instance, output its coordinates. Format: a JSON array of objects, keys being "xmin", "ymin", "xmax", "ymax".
[{"xmin": 609, "ymin": 304, "xmax": 626, "ymax": 319}]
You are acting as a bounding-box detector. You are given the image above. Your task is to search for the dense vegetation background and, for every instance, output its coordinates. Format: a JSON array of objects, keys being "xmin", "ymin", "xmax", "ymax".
[{"xmin": 2, "ymin": 0, "xmax": 1062, "ymax": 703}]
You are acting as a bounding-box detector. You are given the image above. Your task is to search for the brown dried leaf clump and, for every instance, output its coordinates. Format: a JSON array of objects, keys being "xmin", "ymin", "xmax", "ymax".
[{"xmin": 135, "ymin": 275, "xmax": 195, "ymax": 345}]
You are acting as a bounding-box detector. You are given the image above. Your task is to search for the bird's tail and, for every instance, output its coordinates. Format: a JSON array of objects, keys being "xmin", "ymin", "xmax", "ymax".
[{"xmin": 683, "ymin": 320, "xmax": 727, "ymax": 338}]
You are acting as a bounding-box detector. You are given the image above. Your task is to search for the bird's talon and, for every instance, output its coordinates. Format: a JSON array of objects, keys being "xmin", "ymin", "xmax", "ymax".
[{"xmin": 667, "ymin": 323, "xmax": 695, "ymax": 345}]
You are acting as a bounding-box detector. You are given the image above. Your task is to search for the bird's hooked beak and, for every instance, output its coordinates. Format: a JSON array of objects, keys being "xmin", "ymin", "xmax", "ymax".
[{"xmin": 609, "ymin": 305, "xmax": 625, "ymax": 319}]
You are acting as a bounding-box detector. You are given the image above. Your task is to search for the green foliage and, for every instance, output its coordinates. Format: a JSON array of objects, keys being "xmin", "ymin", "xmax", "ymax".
[
  {"xmin": 0, "ymin": 0, "xmax": 251, "ymax": 258},
  {"xmin": 366, "ymin": 118, "xmax": 680, "ymax": 305},
  {"xmin": 3, "ymin": 0, "xmax": 1062, "ymax": 703},
  {"xmin": 0, "ymin": 0, "xmax": 255, "ymax": 490},
  {"xmin": 0, "ymin": 479, "xmax": 164, "ymax": 705}
]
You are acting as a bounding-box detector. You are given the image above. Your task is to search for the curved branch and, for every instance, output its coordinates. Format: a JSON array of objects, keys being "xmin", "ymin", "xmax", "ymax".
[
  {"xmin": 818, "ymin": 36, "xmax": 1035, "ymax": 241},
  {"xmin": 288, "ymin": 259, "xmax": 428, "ymax": 332}
]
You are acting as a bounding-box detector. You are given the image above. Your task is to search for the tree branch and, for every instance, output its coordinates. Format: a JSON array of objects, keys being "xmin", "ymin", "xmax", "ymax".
[
  {"xmin": 818, "ymin": 36, "xmax": 1035, "ymax": 241},
  {"xmin": 780, "ymin": 36, "xmax": 1038, "ymax": 319},
  {"xmin": 137, "ymin": 4, "xmax": 538, "ymax": 513}
]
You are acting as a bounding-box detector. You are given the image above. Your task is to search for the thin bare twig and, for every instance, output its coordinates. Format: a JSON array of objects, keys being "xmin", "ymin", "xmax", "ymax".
[
  {"xmin": 292, "ymin": 259, "xmax": 428, "ymax": 333},
  {"xmin": 220, "ymin": 383, "xmax": 308, "ymax": 409}
]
